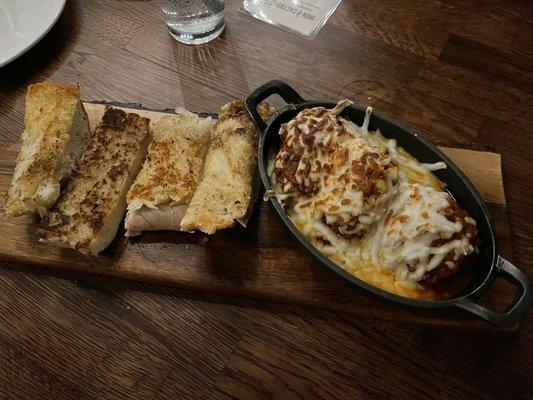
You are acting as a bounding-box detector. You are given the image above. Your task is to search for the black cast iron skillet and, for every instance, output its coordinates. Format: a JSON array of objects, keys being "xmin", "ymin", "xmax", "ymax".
[{"xmin": 245, "ymin": 79, "xmax": 531, "ymax": 328}]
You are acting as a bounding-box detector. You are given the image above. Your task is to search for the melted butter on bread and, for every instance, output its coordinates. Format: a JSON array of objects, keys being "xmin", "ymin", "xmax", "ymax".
[
  {"xmin": 38, "ymin": 107, "xmax": 150, "ymax": 255},
  {"xmin": 125, "ymin": 112, "xmax": 214, "ymax": 236},
  {"xmin": 5, "ymin": 82, "xmax": 91, "ymax": 215},
  {"xmin": 180, "ymin": 101, "xmax": 273, "ymax": 234}
]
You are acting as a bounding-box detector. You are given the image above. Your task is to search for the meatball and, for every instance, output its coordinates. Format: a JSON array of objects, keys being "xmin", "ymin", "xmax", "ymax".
[
  {"xmin": 419, "ymin": 199, "xmax": 480, "ymax": 286},
  {"xmin": 318, "ymin": 148, "xmax": 399, "ymax": 237},
  {"xmin": 272, "ymin": 106, "xmax": 342, "ymax": 196},
  {"xmin": 372, "ymin": 184, "xmax": 479, "ymax": 286},
  {"xmin": 272, "ymin": 106, "xmax": 399, "ymax": 237}
]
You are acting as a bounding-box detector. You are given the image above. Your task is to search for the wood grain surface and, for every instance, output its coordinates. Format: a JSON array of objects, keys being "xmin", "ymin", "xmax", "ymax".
[
  {"xmin": 0, "ymin": 102, "xmax": 514, "ymax": 332},
  {"xmin": 0, "ymin": 0, "xmax": 532, "ymax": 399}
]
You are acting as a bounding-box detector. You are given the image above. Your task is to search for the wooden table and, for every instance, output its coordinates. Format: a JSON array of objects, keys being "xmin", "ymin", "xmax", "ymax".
[{"xmin": 0, "ymin": 1, "xmax": 531, "ymax": 398}]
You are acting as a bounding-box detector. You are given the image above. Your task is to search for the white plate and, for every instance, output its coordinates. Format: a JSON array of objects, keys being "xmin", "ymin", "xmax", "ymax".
[{"xmin": 0, "ymin": 0, "xmax": 66, "ymax": 68}]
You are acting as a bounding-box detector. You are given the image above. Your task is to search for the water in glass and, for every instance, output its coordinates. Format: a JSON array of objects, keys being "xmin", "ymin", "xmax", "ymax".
[{"xmin": 156, "ymin": 0, "xmax": 225, "ymax": 45}]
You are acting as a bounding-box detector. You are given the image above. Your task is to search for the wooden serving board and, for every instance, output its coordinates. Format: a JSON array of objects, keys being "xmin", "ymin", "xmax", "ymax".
[{"xmin": 0, "ymin": 103, "xmax": 516, "ymax": 332}]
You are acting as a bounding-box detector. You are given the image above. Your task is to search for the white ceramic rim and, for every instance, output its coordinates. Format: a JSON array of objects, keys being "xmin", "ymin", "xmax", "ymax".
[{"xmin": 0, "ymin": 0, "xmax": 67, "ymax": 68}]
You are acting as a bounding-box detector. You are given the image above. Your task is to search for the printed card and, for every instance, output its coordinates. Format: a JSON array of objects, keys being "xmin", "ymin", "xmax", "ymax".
[{"xmin": 242, "ymin": 0, "xmax": 342, "ymax": 37}]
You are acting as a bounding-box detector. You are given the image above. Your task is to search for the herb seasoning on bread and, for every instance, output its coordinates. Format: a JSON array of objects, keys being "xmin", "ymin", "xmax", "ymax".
[
  {"xmin": 5, "ymin": 82, "xmax": 91, "ymax": 215},
  {"xmin": 125, "ymin": 112, "xmax": 214, "ymax": 236},
  {"xmin": 38, "ymin": 107, "xmax": 150, "ymax": 255},
  {"xmin": 180, "ymin": 100, "xmax": 272, "ymax": 234}
]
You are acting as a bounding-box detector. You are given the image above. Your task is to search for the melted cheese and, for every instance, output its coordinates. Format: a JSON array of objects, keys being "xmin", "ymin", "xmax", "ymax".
[
  {"xmin": 367, "ymin": 183, "xmax": 474, "ymax": 284},
  {"xmin": 273, "ymin": 103, "xmax": 400, "ymax": 237},
  {"xmin": 269, "ymin": 101, "xmax": 477, "ymax": 299}
]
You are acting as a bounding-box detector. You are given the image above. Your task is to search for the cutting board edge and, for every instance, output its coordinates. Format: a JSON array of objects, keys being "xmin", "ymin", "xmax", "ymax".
[
  {"xmin": 0, "ymin": 248, "xmax": 518, "ymax": 334},
  {"xmin": 0, "ymin": 102, "xmax": 516, "ymax": 333}
]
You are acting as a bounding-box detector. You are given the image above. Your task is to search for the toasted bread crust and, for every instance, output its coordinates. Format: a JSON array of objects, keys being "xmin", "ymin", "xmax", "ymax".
[
  {"xmin": 37, "ymin": 107, "xmax": 150, "ymax": 255},
  {"xmin": 126, "ymin": 114, "xmax": 213, "ymax": 208},
  {"xmin": 125, "ymin": 204, "xmax": 189, "ymax": 236},
  {"xmin": 180, "ymin": 101, "xmax": 272, "ymax": 234},
  {"xmin": 26, "ymin": 82, "xmax": 80, "ymax": 98},
  {"xmin": 125, "ymin": 113, "xmax": 214, "ymax": 236},
  {"xmin": 5, "ymin": 82, "xmax": 90, "ymax": 215}
]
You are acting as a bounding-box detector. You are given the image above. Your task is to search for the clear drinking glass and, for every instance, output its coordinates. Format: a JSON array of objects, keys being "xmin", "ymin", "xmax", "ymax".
[{"xmin": 155, "ymin": 0, "xmax": 225, "ymax": 45}]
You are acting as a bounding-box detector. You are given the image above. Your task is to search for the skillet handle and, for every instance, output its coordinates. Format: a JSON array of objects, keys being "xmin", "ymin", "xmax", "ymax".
[
  {"xmin": 245, "ymin": 80, "xmax": 305, "ymax": 132},
  {"xmin": 456, "ymin": 256, "xmax": 531, "ymax": 328}
]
